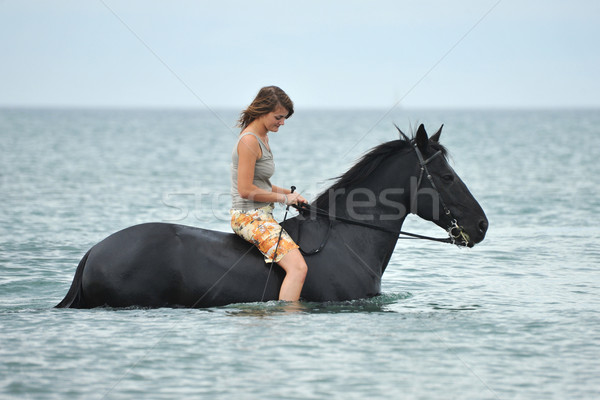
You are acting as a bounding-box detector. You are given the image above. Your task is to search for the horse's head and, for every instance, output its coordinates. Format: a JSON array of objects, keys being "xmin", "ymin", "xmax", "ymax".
[{"xmin": 403, "ymin": 124, "xmax": 488, "ymax": 247}]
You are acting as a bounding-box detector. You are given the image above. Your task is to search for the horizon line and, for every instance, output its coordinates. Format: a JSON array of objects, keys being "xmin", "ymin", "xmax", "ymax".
[{"xmin": 1, "ymin": 105, "xmax": 599, "ymax": 112}]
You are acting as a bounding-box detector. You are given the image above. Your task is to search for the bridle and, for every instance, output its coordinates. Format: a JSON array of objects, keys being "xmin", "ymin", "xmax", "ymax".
[
  {"xmin": 289, "ymin": 138, "xmax": 471, "ymax": 255},
  {"xmin": 410, "ymin": 139, "xmax": 471, "ymax": 247}
]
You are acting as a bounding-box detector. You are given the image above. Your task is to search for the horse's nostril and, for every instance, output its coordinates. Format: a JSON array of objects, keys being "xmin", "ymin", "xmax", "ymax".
[{"xmin": 478, "ymin": 219, "xmax": 488, "ymax": 234}]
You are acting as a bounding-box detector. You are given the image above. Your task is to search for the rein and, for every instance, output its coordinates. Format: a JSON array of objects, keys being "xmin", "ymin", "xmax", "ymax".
[{"xmin": 291, "ymin": 203, "xmax": 452, "ymax": 255}]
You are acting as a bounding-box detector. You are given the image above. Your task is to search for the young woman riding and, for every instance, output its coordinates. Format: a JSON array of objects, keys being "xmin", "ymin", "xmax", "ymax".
[{"xmin": 230, "ymin": 86, "xmax": 308, "ymax": 302}]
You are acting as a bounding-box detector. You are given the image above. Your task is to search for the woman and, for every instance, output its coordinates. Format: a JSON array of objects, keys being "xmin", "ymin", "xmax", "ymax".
[{"xmin": 230, "ymin": 86, "xmax": 308, "ymax": 302}]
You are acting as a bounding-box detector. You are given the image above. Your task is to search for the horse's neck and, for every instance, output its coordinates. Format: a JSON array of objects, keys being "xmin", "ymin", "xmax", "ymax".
[
  {"xmin": 326, "ymin": 155, "xmax": 414, "ymax": 233},
  {"xmin": 310, "ymin": 154, "xmax": 415, "ymax": 270}
]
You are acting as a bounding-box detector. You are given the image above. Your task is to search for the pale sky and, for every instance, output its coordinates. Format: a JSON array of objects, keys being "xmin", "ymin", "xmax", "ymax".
[{"xmin": 1, "ymin": 0, "xmax": 598, "ymax": 109}]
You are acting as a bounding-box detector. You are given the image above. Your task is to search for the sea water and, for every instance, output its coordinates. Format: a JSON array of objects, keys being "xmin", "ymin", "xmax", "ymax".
[{"xmin": 1, "ymin": 108, "xmax": 599, "ymax": 399}]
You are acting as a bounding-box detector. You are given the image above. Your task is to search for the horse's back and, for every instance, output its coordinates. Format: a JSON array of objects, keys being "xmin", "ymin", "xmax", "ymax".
[{"xmin": 79, "ymin": 222, "xmax": 277, "ymax": 308}]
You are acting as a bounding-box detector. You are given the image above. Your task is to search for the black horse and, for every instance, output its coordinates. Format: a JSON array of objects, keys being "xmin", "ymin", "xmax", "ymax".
[{"xmin": 56, "ymin": 124, "xmax": 487, "ymax": 308}]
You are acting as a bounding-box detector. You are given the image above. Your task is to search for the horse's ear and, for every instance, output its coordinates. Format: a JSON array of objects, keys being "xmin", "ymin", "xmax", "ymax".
[
  {"xmin": 416, "ymin": 124, "xmax": 428, "ymax": 152},
  {"xmin": 431, "ymin": 124, "xmax": 443, "ymax": 143},
  {"xmin": 394, "ymin": 123, "xmax": 410, "ymax": 142}
]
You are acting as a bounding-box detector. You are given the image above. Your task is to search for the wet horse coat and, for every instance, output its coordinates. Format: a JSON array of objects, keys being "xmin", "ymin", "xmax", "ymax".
[{"xmin": 56, "ymin": 125, "xmax": 488, "ymax": 308}]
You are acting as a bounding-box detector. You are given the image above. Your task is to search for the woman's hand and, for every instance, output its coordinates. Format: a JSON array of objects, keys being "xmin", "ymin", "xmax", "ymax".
[{"xmin": 283, "ymin": 192, "xmax": 307, "ymax": 206}]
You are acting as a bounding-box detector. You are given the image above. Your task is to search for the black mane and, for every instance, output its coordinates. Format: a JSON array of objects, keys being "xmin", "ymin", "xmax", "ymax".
[{"xmin": 313, "ymin": 136, "xmax": 447, "ymax": 209}]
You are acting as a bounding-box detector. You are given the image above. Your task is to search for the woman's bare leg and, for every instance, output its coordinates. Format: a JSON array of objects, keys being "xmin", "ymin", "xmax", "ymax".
[{"xmin": 276, "ymin": 249, "xmax": 308, "ymax": 301}]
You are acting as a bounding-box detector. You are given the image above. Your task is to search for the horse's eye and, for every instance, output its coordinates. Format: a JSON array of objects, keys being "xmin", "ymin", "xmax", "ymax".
[{"xmin": 442, "ymin": 174, "xmax": 454, "ymax": 183}]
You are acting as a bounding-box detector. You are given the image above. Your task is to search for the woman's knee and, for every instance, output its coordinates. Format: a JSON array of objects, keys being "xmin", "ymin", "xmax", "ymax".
[
  {"xmin": 279, "ymin": 251, "xmax": 308, "ymax": 278},
  {"xmin": 293, "ymin": 260, "xmax": 308, "ymax": 278},
  {"xmin": 287, "ymin": 259, "xmax": 308, "ymax": 279}
]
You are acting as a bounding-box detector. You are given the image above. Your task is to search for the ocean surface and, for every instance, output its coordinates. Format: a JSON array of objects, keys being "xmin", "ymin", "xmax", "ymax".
[{"xmin": 1, "ymin": 108, "xmax": 599, "ymax": 399}]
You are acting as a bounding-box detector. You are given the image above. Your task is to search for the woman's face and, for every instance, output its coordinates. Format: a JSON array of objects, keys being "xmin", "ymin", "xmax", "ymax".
[{"xmin": 260, "ymin": 105, "xmax": 289, "ymax": 133}]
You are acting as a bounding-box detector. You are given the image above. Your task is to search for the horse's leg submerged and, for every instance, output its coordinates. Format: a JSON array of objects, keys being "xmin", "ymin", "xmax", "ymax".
[{"xmin": 55, "ymin": 249, "xmax": 91, "ymax": 308}]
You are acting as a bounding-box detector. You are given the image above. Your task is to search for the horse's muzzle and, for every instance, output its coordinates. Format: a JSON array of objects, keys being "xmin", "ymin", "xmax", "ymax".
[{"xmin": 450, "ymin": 217, "xmax": 488, "ymax": 247}]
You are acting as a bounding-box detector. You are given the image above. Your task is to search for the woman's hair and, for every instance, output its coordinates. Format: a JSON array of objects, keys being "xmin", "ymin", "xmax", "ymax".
[{"xmin": 237, "ymin": 86, "xmax": 294, "ymax": 130}]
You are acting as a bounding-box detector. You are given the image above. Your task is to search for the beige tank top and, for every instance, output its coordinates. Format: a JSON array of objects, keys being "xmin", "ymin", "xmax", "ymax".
[{"xmin": 230, "ymin": 132, "xmax": 275, "ymax": 210}]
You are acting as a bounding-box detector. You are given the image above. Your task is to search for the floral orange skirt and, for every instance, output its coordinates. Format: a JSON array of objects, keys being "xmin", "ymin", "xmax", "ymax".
[{"xmin": 230, "ymin": 204, "xmax": 299, "ymax": 263}]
